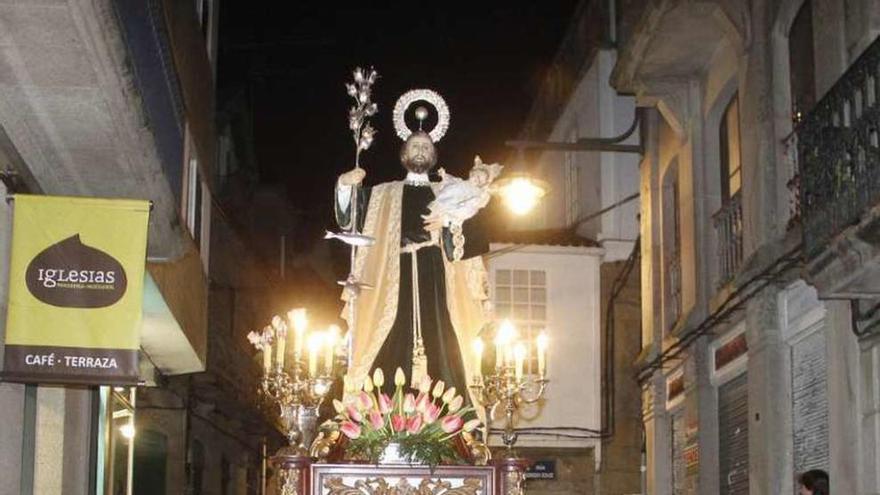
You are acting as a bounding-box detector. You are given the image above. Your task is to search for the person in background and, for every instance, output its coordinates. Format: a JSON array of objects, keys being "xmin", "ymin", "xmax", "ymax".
[{"xmin": 798, "ymin": 469, "xmax": 829, "ymax": 495}]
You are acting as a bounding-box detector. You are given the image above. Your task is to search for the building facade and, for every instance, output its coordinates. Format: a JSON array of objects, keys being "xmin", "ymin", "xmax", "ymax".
[
  {"xmin": 503, "ymin": 1, "xmax": 644, "ymax": 492},
  {"xmin": 0, "ymin": 1, "xmax": 279, "ymax": 494},
  {"xmin": 608, "ymin": 0, "xmax": 880, "ymax": 493}
]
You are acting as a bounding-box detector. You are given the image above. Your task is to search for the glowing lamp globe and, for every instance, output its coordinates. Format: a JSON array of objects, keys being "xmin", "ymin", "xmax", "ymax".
[{"xmin": 495, "ymin": 175, "xmax": 548, "ymax": 216}]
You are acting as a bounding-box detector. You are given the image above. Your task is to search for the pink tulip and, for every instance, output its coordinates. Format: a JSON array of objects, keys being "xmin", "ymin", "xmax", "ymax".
[
  {"xmin": 346, "ymin": 405, "xmax": 363, "ymax": 423},
  {"xmin": 407, "ymin": 414, "xmax": 424, "ymax": 434},
  {"xmin": 391, "ymin": 414, "xmax": 406, "ymax": 432},
  {"xmin": 340, "ymin": 421, "xmax": 362, "ymax": 439},
  {"xmin": 440, "ymin": 415, "xmax": 464, "ymax": 434},
  {"xmin": 423, "ymin": 402, "xmax": 441, "ymax": 424},
  {"xmin": 415, "ymin": 392, "xmax": 430, "ymax": 413},
  {"xmin": 357, "ymin": 391, "xmax": 372, "ymax": 410},
  {"xmin": 369, "ymin": 410, "xmax": 384, "ymax": 430},
  {"xmin": 378, "ymin": 393, "xmax": 393, "ymax": 414},
  {"xmin": 403, "ymin": 393, "xmax": 416, "ymax": 414}
]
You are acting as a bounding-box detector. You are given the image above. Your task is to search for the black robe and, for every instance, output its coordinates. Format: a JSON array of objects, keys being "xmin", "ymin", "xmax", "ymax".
[{"xmin": 336, "ymin": 182, "xmax": 488, "ymax": 397}]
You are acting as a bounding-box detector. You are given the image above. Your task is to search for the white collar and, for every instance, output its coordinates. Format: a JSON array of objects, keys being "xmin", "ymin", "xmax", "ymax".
[{"xmin": 404, "ymin": 172, "xmax": 431, "ymax": 186}]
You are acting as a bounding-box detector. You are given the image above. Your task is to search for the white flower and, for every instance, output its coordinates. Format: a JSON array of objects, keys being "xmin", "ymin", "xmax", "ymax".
[{"xmin": 372, "ymin": 369, "xmax": 385, "ymax": 388}]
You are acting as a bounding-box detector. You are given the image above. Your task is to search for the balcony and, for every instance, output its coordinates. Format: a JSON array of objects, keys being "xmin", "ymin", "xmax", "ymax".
[
  {"xmin": 713, "ymin": 193, "xmax": 744, "ymax": 286},
  {"xmin": 799, "ymin": 36, "xmax": 880, "ymax": 298}
]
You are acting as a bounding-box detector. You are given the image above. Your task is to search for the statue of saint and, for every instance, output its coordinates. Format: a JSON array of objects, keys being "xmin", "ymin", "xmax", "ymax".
[{"xmin": 335, "ymin": 121, "xmax": 494, "ymax": 404}]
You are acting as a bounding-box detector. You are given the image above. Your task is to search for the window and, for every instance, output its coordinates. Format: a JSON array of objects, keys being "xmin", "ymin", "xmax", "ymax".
[
  {"xmin": 182, "ymin": 126, "xmax": 211, "ymax": 273},
  {"xmin": 716, "ymin": 95, "xmax": 745, "ymax": 284},
  {"xmin": 719, "ymin": 94, "xmax": 742, "ymax": 202},
  {"xmin": 185, "ymin": 155, "xmax": 203, "ymax": 248},
  {"xmin": 662, "ymin": 163, "xmax": 682, "ymax": 330},
  {"xmin": 788, "ymin": 1, "xmax": 816, "ymax": 123},
  {"xmin": 494, "ymin": 269, "xmax": 547, "ymax": 371}
]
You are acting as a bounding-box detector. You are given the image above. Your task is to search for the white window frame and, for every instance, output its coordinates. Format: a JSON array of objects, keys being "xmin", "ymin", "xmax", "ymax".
[
  {"xmin": 493, "ymin": 268, "xmax": 548, "ymax": 372},
  {"xmin": 181, "ymin": 125, "xmax": 210, "ymax": 273}
]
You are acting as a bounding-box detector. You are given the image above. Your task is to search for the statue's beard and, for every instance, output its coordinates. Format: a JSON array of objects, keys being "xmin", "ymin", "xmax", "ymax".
[{"xmin": 402, "ymin": 156, "xmax": 436, "ymax": 174}]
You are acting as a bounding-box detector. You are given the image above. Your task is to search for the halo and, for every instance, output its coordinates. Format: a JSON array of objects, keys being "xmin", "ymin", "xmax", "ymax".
[{"xmin": 393, "ymin": 89, "xmax": 450, "ymax": 142}]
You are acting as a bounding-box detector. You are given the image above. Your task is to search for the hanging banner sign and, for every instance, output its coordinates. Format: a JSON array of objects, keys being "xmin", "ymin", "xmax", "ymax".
[{"xmin": 3, "ymin": 195, "xmax": 150, "ymax": 385}]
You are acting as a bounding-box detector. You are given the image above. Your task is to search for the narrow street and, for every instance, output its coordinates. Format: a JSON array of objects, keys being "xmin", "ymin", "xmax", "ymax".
[{"xmin": 0, "ymin": 2, "xmax": 875, "ymax": 495}]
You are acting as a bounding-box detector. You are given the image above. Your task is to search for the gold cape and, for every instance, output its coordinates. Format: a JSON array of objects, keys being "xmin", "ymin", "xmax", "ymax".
[{"xmin": 342, "ymin": 181, "xmax": 490, "ymax": 407}]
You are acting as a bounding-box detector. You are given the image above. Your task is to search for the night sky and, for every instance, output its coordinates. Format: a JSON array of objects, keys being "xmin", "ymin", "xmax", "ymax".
[{"xmin": 217, "ymin": 2, "xmax": 580, "ymax": 239}]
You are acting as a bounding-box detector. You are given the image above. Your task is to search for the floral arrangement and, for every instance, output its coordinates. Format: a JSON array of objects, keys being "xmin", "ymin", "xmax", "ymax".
[{"xmin": 328, "ymin": 367, "xmax": 481, "ymax": 466}]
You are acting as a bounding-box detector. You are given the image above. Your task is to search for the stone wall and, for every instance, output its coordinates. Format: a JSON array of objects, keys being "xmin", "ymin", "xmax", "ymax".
[
  {"xmin": 520, "ymin": 447, "xmax": 597, "ymax": 494},
  {"xmin": 597, "ymin": 260, "xmax": 643, "ymax": 495}
]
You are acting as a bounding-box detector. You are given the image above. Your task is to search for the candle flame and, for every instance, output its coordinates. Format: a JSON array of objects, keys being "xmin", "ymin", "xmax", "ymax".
[
  {"xmin": 307, "ymin": 332, "xmax": 323, "ymax": 352},
  {"xmin": 495, "ymin": 320, "xmax": 517, "ymax": 346},
  {"xmin": 289, "ymin": 308, "xmax": 308, "ymax": 333},
  {"xmin": 537, "ymin": 332, "xmax": 548, "ymax": 350}
]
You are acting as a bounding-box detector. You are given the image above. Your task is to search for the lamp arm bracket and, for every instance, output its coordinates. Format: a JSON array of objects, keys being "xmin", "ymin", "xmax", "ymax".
[{"xmin": 505, "ymin": 108, "xmax": 644, "ymax": 155}]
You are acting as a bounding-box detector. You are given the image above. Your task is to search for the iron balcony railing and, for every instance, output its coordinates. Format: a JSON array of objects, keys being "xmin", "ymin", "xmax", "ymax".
[
  {"xmin": 798, "ymin": 36, "xmax": 880, "ymax": 257},
  {"xmin": 713, "ymin": 192, "xmax": 744, "ymax": 286}
]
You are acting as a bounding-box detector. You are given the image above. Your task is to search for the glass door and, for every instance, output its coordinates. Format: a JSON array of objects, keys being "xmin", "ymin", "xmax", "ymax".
[{"xmin": 95, "ymin": 386, "xmax": 136, "ymax": 495}]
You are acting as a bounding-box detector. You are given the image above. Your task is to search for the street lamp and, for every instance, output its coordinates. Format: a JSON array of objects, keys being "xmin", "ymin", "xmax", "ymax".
[
  {"xmin": 494, "ymin": 148, "xmax": 549, "ymax": 216},
  {"xmin": 497, "ymin": 108, "xmax": 644, "ymax": 215}
]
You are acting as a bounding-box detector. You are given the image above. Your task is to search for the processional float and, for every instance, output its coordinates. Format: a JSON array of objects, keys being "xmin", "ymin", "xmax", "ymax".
[{"xmin": 247, "ymin": 67, "xmax": 549, "ymax": 495}]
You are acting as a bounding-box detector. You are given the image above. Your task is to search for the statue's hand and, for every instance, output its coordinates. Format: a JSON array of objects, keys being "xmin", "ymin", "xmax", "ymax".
[
  {"xmin": 339, "ymin": 168, "xmax": 366, "ymax": 187},
  {"xmin": 422, "ymin": 212, "xmax": 445, "ymax": 233}
]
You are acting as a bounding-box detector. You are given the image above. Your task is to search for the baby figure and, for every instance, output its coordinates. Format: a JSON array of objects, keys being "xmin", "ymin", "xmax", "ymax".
[{"xmin": 424, "ymin": 155, "xmax": 503, "ymax": 230}]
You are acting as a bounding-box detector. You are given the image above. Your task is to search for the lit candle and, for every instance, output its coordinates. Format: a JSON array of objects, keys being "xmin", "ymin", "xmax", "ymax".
[
  {"xmin": 262, "ymin": 344, "xmax": 271, "ymax": 372},
  {"xmin": 272, "ymin": 316, "xmax": 287, "ymax": 369},
  {"xmin": 526, "ymin": 341, "xmax": 534, "ymax": 376},
  {"xmin": 537, "ymin": 332, "xmax": 548, "ymax": 378},
  {"xmin": 514, "ymin": 342, "xmax": 526, "ymax": 382},
  {"xmin": 307, "ymin": 333, "xmax": 322, "ymax": 378},
  {"xmin": 472, "ymin": 338, "xmax": 484, "ymax": 379},
  {"xmin": 495, "ymin": 320, "xmax": 516, "ymax": 370},
  {"xmin": 262, "ymin": 325, "xmax": 274, "ymax": 370},
  {"xmin": 289, "ymin": 308, "xmax": 308, "ymax": 360},
  {"xmin": 325, "ymin": 326, "xmax": 340, "ymax": 374}
]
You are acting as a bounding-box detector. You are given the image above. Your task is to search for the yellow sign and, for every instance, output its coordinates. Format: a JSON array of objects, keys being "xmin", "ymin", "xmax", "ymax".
[{"xmin": 3, "ymin": 195, "xmax": 150, "ymax": 385}]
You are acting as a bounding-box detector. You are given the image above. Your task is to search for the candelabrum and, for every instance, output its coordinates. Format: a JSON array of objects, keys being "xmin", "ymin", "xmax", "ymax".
[
  {"xmin": 261, "ymin": 361, "xmax": 340, "ymax": 455},
  {"xmin": 470, "ymin": 368, "xmax": 548, "ymax": 455},
  {"xmin": 249, "ymin": 309, "xmax": 347, "ymax": 456},
  {"xmin": 469, "ymin": 320, "xmax": 549, "ymax": 456}
]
